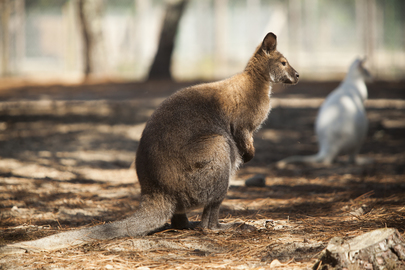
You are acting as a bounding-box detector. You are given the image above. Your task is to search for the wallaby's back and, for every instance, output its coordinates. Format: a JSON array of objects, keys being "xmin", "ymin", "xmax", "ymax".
[{"xmin": 136, "ymin": 85, "xmax": 240, "ymax": 212}]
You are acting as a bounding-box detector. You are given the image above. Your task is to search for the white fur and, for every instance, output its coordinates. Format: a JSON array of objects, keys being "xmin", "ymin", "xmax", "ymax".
[
  {"xmin": 277, "ymin": 58, "xmax": 372, "ymax": 167},
  {"xmin": 270, "ymin": 73, "xmax": 275, "ymax": 82}
]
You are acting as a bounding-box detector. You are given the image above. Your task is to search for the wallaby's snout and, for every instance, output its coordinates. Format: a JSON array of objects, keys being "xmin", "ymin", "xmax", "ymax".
[
  {"xmin": 282, "ymin": 57, "xmax": 299, "ymax": 85},
  {"xmin": 286, "ymin": 67, "xmax": 299, "ymax": 85},
  {"xmin": 277, "ymin": 63, "xmax": 299, "ymax": 85}
]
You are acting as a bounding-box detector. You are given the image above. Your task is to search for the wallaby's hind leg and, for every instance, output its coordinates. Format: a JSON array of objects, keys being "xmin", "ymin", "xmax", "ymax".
[
  {"xmin": 199, "ymin": 202, "xmax": 256, "ymax": 232},
  {"xmin": 199, "ymin": 202, "xmax": 224, "ymax": 229},
  {"xmin": 318, "ymin": 137, "xmax": 341, "ymax": 165},
  {"xmin": 171, "ymin": 213, "xmax": 190, "ymax": 229}
]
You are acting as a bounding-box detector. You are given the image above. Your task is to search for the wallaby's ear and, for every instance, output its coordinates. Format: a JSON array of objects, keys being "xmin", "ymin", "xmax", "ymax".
[
  {"xmin": 262, "ymin": 32, "xmax": 277, "ymax": 53},
  {"xmin": 357, "ymin": 56, "xmax": 367, "ymax": 68}
]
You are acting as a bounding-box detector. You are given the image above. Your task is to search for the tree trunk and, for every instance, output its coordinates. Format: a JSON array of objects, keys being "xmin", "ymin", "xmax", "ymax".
[
  {"xmin": 77, "ymin": 0, "xmax": 105, "ymax": 79},
  {"xmin": 314, "ymin": 228, "xmax": 405, "ymax": 270},
  {"xmin": 0, "ymin": 0, "xmax": 10, "ymax": 76},
  {"xmin": 78, "ymin": 0, "xmax": 91, "ymax": 77},
  {"xmin": 148, "ymin": 0, "xmax": 188, "ymax": 81}
]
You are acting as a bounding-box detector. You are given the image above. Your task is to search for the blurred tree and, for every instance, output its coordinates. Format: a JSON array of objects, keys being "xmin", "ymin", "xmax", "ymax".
[
  {"xmin": 148, "ymin": 0, "xmax": 189, "ymax": 81},
  {"xmin": 25, "ymin": 0, "xmax": 68, "ymax": 10},
  {"xmin": 77, "ymin": 0, "xmax": 106, "ymax": 79},
  {"xmin": 0, "ymin": 0, "xmax": 10, "ymax": 76}
]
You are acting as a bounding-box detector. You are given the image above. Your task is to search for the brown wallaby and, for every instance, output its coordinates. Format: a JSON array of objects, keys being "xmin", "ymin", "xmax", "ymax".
[{"xmin": 1, "ymin": 32, "xmax": 298, "ymax": 253}]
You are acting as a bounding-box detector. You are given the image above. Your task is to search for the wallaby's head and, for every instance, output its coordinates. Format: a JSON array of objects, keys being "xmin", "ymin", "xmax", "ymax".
[
  {"xmin": 348, "ymin": 57, "xmax": 373, "ymax": 82},
  {"xmin": 252, "ymin": 32, "xmax": 299, "ymax": 85}
]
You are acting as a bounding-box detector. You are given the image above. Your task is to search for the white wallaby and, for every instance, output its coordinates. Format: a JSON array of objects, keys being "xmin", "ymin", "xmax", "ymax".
[{"xmin": 277, "ymin": 57, "xmax": 372, "ymax": 168}]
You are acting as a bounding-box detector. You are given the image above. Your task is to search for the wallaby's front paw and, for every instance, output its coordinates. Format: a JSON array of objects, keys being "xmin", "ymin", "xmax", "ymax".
[{"xmin": 242, "ymin": 151, "xmax": 254, "ymax": 163}]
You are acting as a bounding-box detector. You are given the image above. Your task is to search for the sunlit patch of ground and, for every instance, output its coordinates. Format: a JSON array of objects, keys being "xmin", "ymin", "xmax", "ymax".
[{"xmin": 0, "ymin": 81, "xmax": 404, "ymax": 269}]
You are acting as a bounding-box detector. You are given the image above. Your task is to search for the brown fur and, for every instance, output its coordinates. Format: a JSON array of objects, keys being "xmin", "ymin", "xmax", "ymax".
[
  {"xmin": 135, "ymin": 32, "xmax": 299, "ymax": 231},
  {"xmin": 1, "ymin": 33, "xmax": 298, "ymax": 253}
]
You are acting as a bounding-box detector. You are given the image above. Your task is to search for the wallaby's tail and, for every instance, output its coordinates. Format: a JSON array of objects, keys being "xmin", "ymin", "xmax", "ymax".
[
  {"xmin": 1, "ymin": 194, "xmax": 175, "ymax": 253},
  {"xmin": 276, "ymin": 152, "xmax": 327, "ymax": 169}
]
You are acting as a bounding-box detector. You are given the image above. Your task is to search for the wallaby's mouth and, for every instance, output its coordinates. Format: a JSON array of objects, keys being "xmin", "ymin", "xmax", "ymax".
[
  {"xmin": 283, "ymin": 78, "xmax": 299, "ymax": 85},
  {"xmin": 281, "ymin": 71, "xmax": 299, "ymax": 85}
]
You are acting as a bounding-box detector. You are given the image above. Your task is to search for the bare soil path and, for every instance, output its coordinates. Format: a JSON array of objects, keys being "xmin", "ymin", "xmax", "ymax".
[{"xmin": 0, "ymin": 80, "xmax": 404, "ymax": 269}]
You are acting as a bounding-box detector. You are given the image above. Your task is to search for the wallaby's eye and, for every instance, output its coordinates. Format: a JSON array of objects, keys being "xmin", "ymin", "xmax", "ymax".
[{"xmin": 281, "ymin": 61, "xmax": 287, "ymax": 66}]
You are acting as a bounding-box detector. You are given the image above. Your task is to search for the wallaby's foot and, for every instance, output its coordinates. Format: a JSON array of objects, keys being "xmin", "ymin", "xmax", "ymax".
[
  {"xmin": 171, "ymin": 213, "xmax": 190, "ymax": 229},
  {"xmin": 170, "ymin": 214, "xmax": 204, "ymax": 231},
  {"xmin": 225, "ymin": 222, "xmax": 257, "ymax": 232},
  {"xmin": 196, "ymin": 221, "xmax": 257, "ymax": 232}
]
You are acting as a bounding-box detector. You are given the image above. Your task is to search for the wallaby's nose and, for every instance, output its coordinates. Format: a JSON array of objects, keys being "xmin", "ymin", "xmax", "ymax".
[{"xmin": 295, "ymin": 72, "xmax": 299, "ymax": 79}]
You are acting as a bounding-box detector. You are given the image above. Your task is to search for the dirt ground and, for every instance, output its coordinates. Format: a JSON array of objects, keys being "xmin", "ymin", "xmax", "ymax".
[{"xmin": 0, "ymin": 79, "xmax": 404, "ymax": 269}]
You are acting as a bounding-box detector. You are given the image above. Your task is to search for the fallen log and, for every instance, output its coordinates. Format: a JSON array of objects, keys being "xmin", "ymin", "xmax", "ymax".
[{"xmin": 314, "ymin": 228, "xmax": 405, "ymax": 270}]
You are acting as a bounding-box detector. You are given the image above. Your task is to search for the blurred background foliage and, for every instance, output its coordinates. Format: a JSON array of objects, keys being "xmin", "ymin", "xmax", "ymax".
[{"xmin": 0, "ymin": 0, "xmax": 404, "ymax": 82}]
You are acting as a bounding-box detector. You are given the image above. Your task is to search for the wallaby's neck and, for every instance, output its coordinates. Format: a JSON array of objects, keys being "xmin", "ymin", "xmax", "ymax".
[
  {"xmin": 341, "ymin": 71, "xmax": 368, "ymax": 102},
  {"xmin": 243, "ymin": 49, "xmax": 272, "ymax": 94}
]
